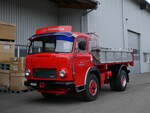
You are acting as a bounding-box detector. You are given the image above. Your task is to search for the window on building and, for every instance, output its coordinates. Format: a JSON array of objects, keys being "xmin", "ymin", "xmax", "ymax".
[{"xmin": 144, "ymin": 53, "xmax": 150, "ymax": 63}]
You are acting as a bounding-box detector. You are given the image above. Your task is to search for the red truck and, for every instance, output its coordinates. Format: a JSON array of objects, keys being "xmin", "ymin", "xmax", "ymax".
[{"xmin": 25, "ymin": 26, "xmax": 134, "ymax": 101}]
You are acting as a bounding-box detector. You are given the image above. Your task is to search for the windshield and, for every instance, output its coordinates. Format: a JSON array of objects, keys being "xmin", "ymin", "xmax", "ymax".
[{"xmin": 28, "ymin": 35, "xmax": 74, "ymax": 54}]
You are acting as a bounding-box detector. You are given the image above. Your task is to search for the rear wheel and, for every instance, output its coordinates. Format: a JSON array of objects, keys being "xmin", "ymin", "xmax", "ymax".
[
  {"xmin": 110, "ymin": 69, "xmax": 127, "ymax": 91},
  {"xmin": 82, "ymin": 74, "xmax": 100, "ymax": 101},
  {"xmin": 41, "ymin": 93, "xmax": 56, "ymax": 99}
]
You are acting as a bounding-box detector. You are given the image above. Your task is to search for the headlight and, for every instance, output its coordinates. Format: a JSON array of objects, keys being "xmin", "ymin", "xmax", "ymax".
[
  {"xmin": 59, "ymin": 70, "xmax": 66, "ymax": 78},
  {"xmin": 25, "ymin": 69, "xmax": 30, "ymax": 76}
]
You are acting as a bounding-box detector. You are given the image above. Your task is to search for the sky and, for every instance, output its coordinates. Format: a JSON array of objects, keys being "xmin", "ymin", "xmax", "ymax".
[{"xmin": 146, "ymin": 0, "xmax": 150, "ymax": 4}]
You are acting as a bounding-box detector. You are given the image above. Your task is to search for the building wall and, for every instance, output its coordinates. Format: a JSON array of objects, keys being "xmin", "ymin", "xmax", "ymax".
[
  {"xmin": 88, "ymin": 0, "xmax": 124, "ymax": 48},
  {"xmin": 123, "ymin": 0, "xmax": 150, "ymax": 73},
  {"xmin": 88, "ymin": 0, "xmax": 150, "ymax": 73},
  {"xmin": 0, "ymin": 0, "xmax": 58, "ymax": 45},
  {"xmin": 58, "ymin": 8, "xmax": 87, "ymax": 32}
]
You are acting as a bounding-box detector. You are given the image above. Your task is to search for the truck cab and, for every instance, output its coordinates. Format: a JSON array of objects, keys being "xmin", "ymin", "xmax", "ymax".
[{"xmin": 25, "ymin": 26, "xmax": 132, "ymax": 101}]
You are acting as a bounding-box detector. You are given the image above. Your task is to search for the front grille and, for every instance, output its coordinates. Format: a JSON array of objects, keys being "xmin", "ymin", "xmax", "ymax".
[{"xmin": 32, "ymin": 68, "xmax": 56, "ymax": 78}]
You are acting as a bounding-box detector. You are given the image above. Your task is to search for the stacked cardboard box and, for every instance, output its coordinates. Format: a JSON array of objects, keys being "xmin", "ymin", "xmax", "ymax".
[
  {"xmin": 0, "ymin": 22, "xmax": 16, "ymax": 63},
  {"xmin": 0, "ymin": 58, "xmax": 27, "ymax": 91},
  {"xmin": 0, "ymin": 22, "xmax": 16, "ymax": 40},
  {"xmin": 0, "ymin": 41, "xmax": 15, "ymax": 63},
  {"xmin": 10, "ymin": 73, "xmax": 27, "ymax": 91},
  {"xmin": 0, "ymin": 21, "xmax": 15, "ymax": 90},
  {"xmin": 10, "ymin": 57, "xmax": 25, "ymax": 73},
  {"xmin": 9, "ymin": 57, "xmax": 27, "ymax": 91},
  {"xmin": 0, "ymin": 22, "xmax": 27, "ymax": 91}
]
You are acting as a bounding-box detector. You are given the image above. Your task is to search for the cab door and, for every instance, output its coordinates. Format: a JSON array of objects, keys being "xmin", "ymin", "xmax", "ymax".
[{"xmin": 73, "ymin": 37, "xmax": 92, "ymax": 87}]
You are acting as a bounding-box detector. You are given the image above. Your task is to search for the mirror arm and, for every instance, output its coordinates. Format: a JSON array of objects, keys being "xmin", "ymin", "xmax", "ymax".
[{"xmin": 75, "ymin": 48, "xmax": 79, "ymax": 53}]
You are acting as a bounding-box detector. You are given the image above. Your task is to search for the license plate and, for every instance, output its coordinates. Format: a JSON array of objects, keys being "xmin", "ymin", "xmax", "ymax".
[{"xmin": 30, "ymin": 83, "xmax": 37, "ymax": 86}]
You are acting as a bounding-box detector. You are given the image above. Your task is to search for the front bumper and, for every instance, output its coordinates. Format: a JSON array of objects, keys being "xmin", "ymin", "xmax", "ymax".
[{"xmin": 24, "ymin": 80, "xmax": 74, "ymax": 90}]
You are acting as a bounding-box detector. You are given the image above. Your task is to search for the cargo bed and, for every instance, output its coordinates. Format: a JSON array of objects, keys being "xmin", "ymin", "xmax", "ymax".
[{"xmin": 92, "ymin": 48, "xmax": 133, "ymax": 65}]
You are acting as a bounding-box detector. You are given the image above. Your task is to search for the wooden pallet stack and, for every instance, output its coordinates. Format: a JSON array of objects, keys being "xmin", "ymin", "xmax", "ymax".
[
  {"xmin": 0, "ymin": 21, "xmax": 16, "ymax": 63},
  {"xmin": 0, "ymin": 58, "xmax": 28, "ymax": 92},
  {"xmin": 0, "ymin": 21, "xmax": 16, "ymax": 90},
  {"xmin": 0, "ymin": 63, "xmax": 10, "ymax": 89},
  {"xmin": 0, "ymin": 21, "xmax": 28, "ymax": 92}
]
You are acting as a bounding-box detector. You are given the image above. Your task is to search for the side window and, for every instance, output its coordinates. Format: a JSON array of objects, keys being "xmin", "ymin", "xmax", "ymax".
[
  {"xmin": 89, "ymin": 38, "xmax": 99, "ymax": 51},
  {"xmin": 77, "ymin": 38, "xmax": 86, "ymax": 52}
]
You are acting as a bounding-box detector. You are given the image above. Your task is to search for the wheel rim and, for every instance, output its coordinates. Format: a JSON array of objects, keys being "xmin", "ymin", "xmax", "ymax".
[
  {"xmin": 89, "ymin": 80, "xmax": 97, "ymax": 96},
  {"xmin": 121, "ymin": 74, "xmax": 127, "ymax": 87}
]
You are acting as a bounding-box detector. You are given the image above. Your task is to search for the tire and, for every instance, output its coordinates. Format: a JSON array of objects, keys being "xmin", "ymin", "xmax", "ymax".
[
  {"xmin": 110, "ymin": 69, "xmax": 127, "ymax": 91},
  {"xmin": 41, "ymin": 93, "xmax": 56, "ymax": 99},
  {"xmin": 110, "ymin": 76, "xmax": 116, "ymax": 90},
  {"xmin": 82, "ymin": 74, "xmax": 100, "ymax": 101}
]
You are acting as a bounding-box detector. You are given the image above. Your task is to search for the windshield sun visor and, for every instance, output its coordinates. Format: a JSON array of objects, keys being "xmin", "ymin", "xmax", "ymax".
[
  {"xmin": 29, "ymin": 32, "xmax": 74, "ymax": 41},
  {"xmin": 56, "ymin": 35, "xmax": 74, "ymax": 42}
]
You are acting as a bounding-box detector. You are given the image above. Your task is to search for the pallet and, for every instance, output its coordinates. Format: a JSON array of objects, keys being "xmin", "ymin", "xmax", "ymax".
[
  {"xmin": 9, "ymin": 89, "xmax": 34, "ymax": 94},
  {"xmin": 0, "ymin": 88, "xmax": 34, "ymax": 94},
  {"xmin": 0, "ymin": 88, "xmax": 9, "ymax": 93},
  {"xmin": 0, "ymin": 63, "xmax": 10, "ymax": 70}
]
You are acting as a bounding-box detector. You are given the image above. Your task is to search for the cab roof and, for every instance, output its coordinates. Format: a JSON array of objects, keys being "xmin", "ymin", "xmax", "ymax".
[{"xmin": 29, "ymin": 26, "xmax": 90, "ymax": 40}]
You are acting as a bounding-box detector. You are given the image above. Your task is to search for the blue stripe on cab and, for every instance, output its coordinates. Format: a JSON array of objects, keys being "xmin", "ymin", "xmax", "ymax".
[
  {"xmin": 56, "ymin": 35, "xmax": 74, "ymax": 42},
  {"xmin": 30, "ymin": 32, "xmax": 74, "ymax": 42}
]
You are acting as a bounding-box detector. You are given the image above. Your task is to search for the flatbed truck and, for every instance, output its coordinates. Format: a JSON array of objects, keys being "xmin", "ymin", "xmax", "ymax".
[{"xmin": 25, "ymin": 26, "xmax": 134, "ymax": 101}]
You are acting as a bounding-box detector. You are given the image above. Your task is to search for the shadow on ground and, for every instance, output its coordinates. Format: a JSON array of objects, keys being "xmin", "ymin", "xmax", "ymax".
[{"xmin": 24, "ymin": 85, "xmax": 118, "ymax": 105}]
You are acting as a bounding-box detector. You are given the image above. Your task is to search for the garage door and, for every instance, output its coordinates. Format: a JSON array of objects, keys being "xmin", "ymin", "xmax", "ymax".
[{"xmin": 128, "ymin": 30, "xmax": 141, "ymax": 74}]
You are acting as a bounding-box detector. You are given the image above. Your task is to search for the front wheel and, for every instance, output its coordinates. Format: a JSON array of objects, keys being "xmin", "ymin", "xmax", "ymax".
[{"xmin": 82, "ymin": 74, "xmax": 100, "ymax": 101}]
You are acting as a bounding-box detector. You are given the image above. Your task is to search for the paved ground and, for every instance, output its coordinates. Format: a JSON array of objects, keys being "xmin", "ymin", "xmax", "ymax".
[{"xmin": 0, "ymin": 73, "xmax": 150, "ymax": 113}]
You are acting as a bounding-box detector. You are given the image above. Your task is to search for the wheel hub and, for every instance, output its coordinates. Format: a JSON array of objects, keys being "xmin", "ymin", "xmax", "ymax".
[
  {"xmin": 89, "ymin": 80, "xmax": 97, "ymax": 96},
  {"xmin": 121, "ymin": 75, "xmax": 127, "ymax": 87}
]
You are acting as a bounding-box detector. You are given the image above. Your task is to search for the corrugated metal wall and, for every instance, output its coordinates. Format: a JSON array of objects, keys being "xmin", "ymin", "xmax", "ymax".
[
  {"xmin": 58, "ymin": 8, "xmax": 87, "ymax": 32},
  {"xmin": 0, "ymin": 0, "xmax": 58, "ymax": 45}
]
